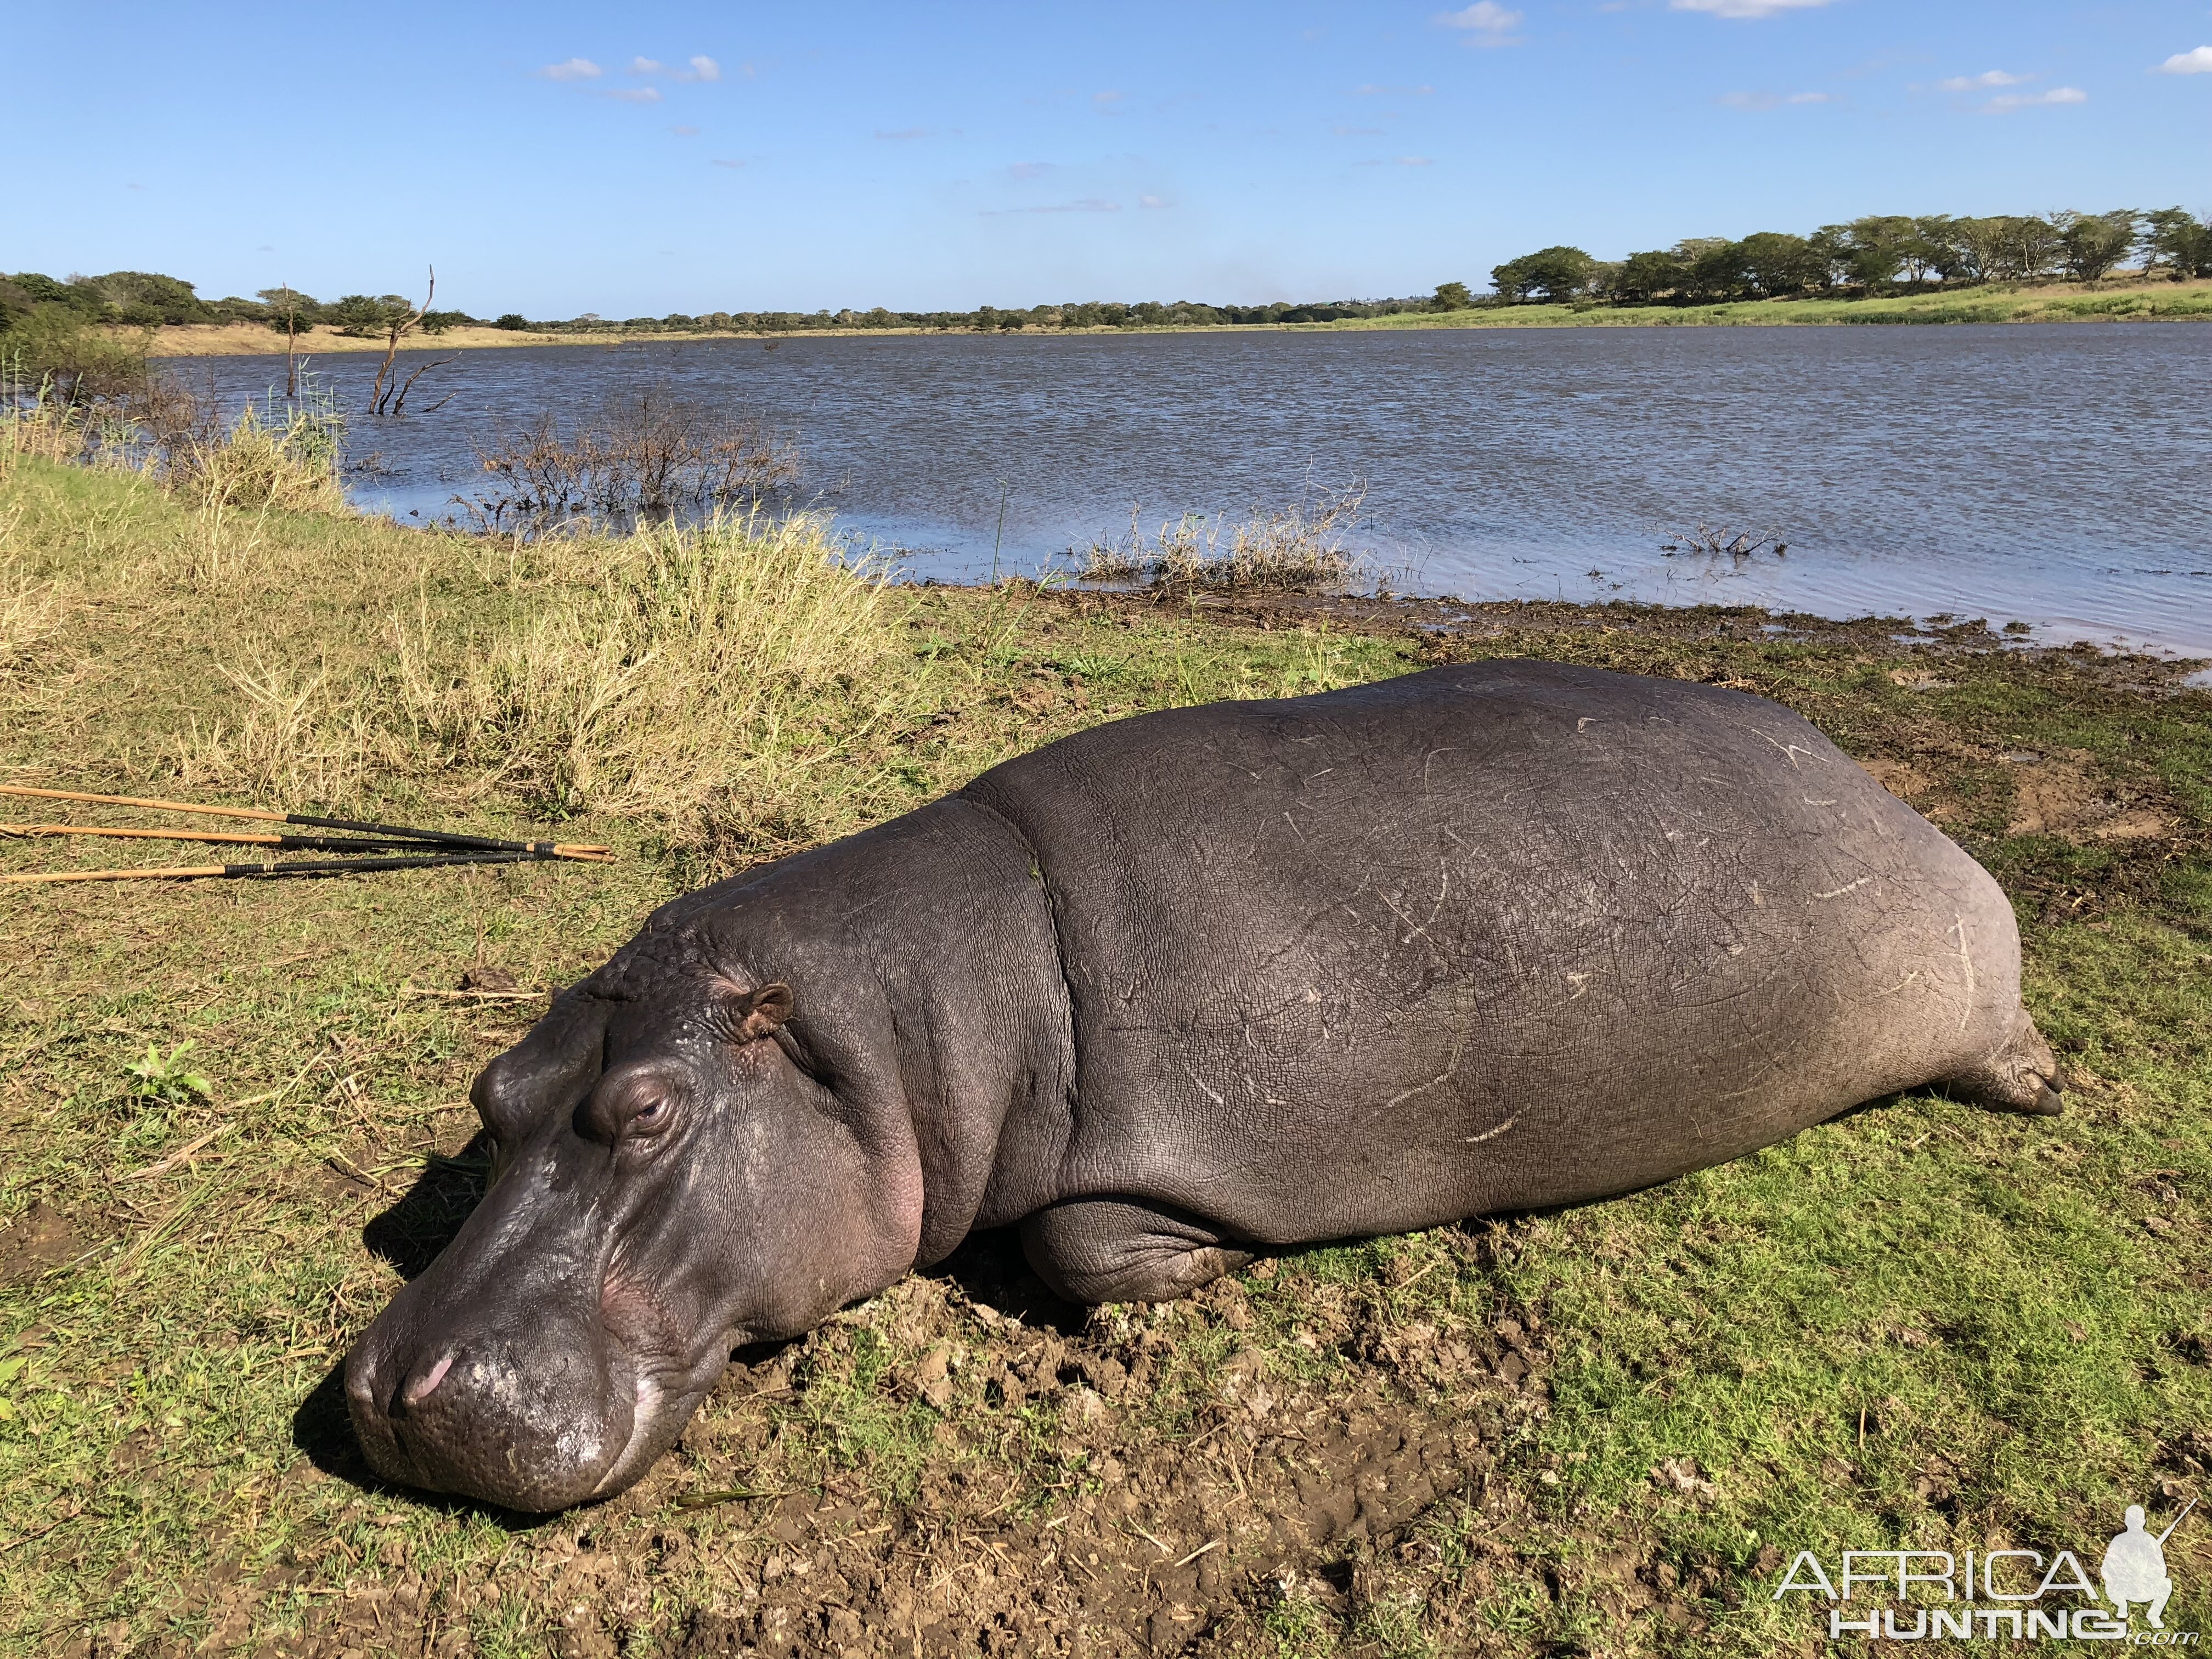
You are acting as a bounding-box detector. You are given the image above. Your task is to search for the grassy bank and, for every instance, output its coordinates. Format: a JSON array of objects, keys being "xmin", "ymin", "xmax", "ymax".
[
  {"xmin": 1318, "ymin": 279, "xmax": 2212, "ymax": 331},
  {"xmin": 143, "ymin": 280, "xmax": 2212, "ymax": 357},
  {"xmin": 1, "ymin": 455, "xmax": 2208, "ymax": 1658}
]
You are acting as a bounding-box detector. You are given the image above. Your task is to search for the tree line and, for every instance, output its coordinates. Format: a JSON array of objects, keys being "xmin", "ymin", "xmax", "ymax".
[
  {"xmin": 0, "ymin": 272, "xmax": 477, "ymax": 336},
  {"xmin": 0, "ymin": 270, "xmax": 1446, "ymax": 349},
  {"xmin": 1484, "ymin": 208, "xmax": 2212, "ymax": 307},
  {"xmin": 4, "ymin": 202, "xmax": 2208, "ymax": 380}
]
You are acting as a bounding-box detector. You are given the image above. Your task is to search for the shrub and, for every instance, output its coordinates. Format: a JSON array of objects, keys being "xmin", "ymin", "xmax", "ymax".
[{"xmin": 2, "ymin": 306, "xmax": 151, "ymax": 404}]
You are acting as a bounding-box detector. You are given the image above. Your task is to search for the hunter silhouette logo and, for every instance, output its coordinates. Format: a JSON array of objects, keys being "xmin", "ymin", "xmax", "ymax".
[
  {"xmin": 1774, "ymin": 1494, "xmax": 2200, "ymax": 1644},
  {"xmin": 2106, "ymin": 1498, "xmax": 2194, "ymax": 1630}
]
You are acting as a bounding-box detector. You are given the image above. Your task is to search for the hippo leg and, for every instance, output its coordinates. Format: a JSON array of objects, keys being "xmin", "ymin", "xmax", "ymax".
[
  {"xmin": 1021, "ymin": 1198, "xmax": 1255, "ymax": 1305},
  {"xmin": 1939, "ymin": 1004, "xmax": 2065, "ymax": 1117}
]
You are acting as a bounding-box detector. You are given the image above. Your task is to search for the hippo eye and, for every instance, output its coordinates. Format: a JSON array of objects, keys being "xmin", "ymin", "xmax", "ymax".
[
  {"xmin": 578, "ymin": 1069, "xmax": 684, "ymax": 1146},
  {"xmin": 622, "ymin": 1093, "xmax": 678, "ymax": 1141}
]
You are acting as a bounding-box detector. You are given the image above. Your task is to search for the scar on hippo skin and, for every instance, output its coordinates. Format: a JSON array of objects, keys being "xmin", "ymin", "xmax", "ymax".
[{"xmin": 346, "ymin": 659, "xmax": 2068, "ymax": 1511}]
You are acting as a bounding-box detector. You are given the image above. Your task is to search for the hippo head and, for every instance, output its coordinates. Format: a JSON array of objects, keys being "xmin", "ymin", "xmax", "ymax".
[{"xmin": 343, "ymin": 949, "xmax": 924, "ymax": 1512}]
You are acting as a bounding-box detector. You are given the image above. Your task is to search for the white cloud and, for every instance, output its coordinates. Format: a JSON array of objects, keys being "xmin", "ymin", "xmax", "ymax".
[
  {"xmin": 1938, "ymin": 69, "xmax": 2030, "ymax": 91},
  {"xmin": 1139, "ymin": 194, "xmax": 1170, "ymax": 208},
  {"xmin": 1985, "ymin": 86, "xmax": 2086, "ymax": 111},
  {"xmin": 1787, "ymin": 90, "xmax": 1832, "ymax": 102},
  {"xmin": 1008, "ymin": 161, "xmax": 1057, "ymax": 177},
  {"xmin": 710, "ymin": 159, "xmax": 744, "ymax": 170},
  {"xmin": 875, "ymin": 127, "xmax": 934, "ymax": 140},
  {"xmin": 1435, "ymin": 2, "xmax": 1523, "ymax": 38},
  {"xmin": 1093, "ymin": 89, "xmax": 1124, "ymax": 111},
  {"xmin": 669, "ymin": 124, "xmax": 699, "ymax": 137},
  {"xmin": 1671, "ymin": 0, "xmax": 1835, "ymax": 16},
  {"xmin": 605, "ymin": 86, "xmax": 662, "ymax": 104},
  {"xmin": 1397, "ymin": 155, "xmax": 1435, "ymax": 165},
  {"xmin": 2157, "ymin": 45, "xmax": 2212, "ymax": 74},
  {"xmin": 631, "ymin": 55, "xmax": 721, "ymax": 82},
  {"xmin": 540, "ymin": 58, "xmax": 601, "ymax": 81}
]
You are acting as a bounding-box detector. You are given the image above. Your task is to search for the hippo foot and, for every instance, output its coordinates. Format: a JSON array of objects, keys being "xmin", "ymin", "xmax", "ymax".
[
  {"xmin": 1940, "ymin": 1005, "xmax": 2064, "ymax": 1118},
  {"xmin": 1021, "ymin": 1197, "xmax": 1254, "ymax": 1305}
]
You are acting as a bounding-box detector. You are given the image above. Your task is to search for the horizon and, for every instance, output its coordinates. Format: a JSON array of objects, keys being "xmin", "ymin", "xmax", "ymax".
[{"xmin": 12, "ymin": 0, "xmax": 2211, "ymax": 319}]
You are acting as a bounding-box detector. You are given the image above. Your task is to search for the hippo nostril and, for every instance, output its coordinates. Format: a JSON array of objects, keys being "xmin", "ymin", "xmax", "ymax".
[{"xmin": 398, "ymin": 1352, "xmax": 454, "ymax": 1411}]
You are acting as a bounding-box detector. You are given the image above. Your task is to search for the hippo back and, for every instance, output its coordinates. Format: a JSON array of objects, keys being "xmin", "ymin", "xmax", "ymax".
[{"xmin": 962, "ymin": 659, "xmax": 2016, "ymax": 1242}]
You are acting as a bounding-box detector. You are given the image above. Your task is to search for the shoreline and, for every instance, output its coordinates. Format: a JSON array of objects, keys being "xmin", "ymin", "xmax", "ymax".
[
  {"xmin": 144, "ymin": 278, "xmax": 2212, "ymax": 357},
  {"xmin": 981, "ymin": 578, "xmax": 2212, "ymax": 691}
]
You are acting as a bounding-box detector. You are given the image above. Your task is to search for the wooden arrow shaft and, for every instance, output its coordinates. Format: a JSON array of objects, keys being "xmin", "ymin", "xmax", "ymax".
[
  {"xmin": 3, "ymin": 851, "xmax": 546, "ymax": 884},
  {"xmin": 0, "ymin": 783, "xmax": 284, "ymax": 823},
  {"xmin": 0, "ymin": 786, "xmax": 609, "ymax": 861}
]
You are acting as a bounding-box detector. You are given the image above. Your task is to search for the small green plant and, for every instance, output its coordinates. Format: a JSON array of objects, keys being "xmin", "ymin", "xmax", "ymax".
[{"xmin": 126, "ymin": 1041, "xmax": 213, "ymax": 1107}]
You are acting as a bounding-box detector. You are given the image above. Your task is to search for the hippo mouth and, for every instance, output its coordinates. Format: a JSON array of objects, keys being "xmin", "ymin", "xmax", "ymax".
[
  {"xmin": 344, "ymin": 1256, "xmax": 733, "ymax": 1513},
  {"xmin": 346, "ymin": 1333, "xmax": 723, "ymax": 1512}
]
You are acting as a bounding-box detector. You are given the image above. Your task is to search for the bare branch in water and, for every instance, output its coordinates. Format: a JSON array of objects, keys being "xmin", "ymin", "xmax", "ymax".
[
  {"xmin": 391, "ymin": 353, "xmax": 458, "ymax": 416},
  {"xmin": 1658, "ymin": 522, "xmax": 1788, "ymax": 559},
  {"xmin": 368, "ymin": 268, "xmax": 441, "ymax": 416}
]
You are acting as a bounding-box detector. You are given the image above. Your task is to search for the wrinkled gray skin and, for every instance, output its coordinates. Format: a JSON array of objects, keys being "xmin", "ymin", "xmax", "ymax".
[{"xmin": 346, "ymin": 662, "xmax": 2059, "ymax": 1510}]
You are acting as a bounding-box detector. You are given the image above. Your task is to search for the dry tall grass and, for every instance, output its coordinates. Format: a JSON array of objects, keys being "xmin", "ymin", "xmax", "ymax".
[
  {"xmin": 1, "ymin": 379, "xmax": 95, "ymax": 478},
  {"xmin": 167, "ymin": 407, "xmax": 346, "ymax": 516},
  {"xmin": 5, "ymin": 441, "xmax": 903, "ymax": 856},
  {"xmin": 396, "ymin": 510, "xmax": 900, "ymax": 832}
]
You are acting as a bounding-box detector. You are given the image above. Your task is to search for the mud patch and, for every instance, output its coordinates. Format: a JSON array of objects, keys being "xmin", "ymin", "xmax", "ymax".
[
  {"xmin": 2003, "ymin": 757, "xmax": 2174, "ymax": 842},
  {"xmin": 1856, "ymin": 757, "xmax": 1936, "ymax": 804},
  {"xmin": 0, "ymin": 1201, "xmax": 87, "ymax": 1286}
]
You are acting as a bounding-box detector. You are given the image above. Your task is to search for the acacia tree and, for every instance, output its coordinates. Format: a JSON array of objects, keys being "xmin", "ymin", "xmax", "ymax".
[
  {"xmin": 1607, "ymin": 249, "xmax": 1689, "ymax": 304},
  {"xmin": 1736, "ymin": 232, "xmax": 1826, "ymax": 297},
  {"xmin": 2137, "ymin": 208, "xmax": 2209, "ymax": 279},
  {"xmin": 1490, "ymin": 246, "xmax": 1598, "ymax": 303},
  {"xmin": 2055, "ymin": 211, "xmax": 2138, "ymax": 283},
  {"xmin": 258, "ymin": 286, "xmax": 317, "ymax": 397}
]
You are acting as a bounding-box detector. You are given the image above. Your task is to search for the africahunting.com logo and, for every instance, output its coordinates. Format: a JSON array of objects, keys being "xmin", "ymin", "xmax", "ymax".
[{"xmin": 1774, "ymin": 1497, "xmax": 2197, "ymax": 1644}]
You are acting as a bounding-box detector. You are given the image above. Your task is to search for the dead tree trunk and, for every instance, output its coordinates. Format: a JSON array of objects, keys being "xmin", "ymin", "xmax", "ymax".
[{"xmin": 369, "ymin": 267, "xmax": 443, "ymax": 416}]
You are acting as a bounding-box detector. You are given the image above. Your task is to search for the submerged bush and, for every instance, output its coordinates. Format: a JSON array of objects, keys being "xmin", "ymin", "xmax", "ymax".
[
  {"xmin": 456, "ymin": 385, "xmax": 800, "ymax": 535},
  {"xmin": 1082, "ymin": 483, "xmax": 1369, "ymax": 593}
]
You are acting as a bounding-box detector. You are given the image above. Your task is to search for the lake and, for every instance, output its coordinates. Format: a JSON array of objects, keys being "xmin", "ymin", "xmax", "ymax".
[{"xmin": 174, "ymin": 322, "xmax": 2212, "ymax": 659}]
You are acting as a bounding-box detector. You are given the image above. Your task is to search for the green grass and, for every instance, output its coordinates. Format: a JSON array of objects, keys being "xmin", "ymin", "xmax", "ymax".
[
  {"xmin": 1296, "ymin": 280, "xmax": 2212, "ymax": 331},
  {"xmin": 1, "ymin": 454, "xmax": 2207, "ymax": 1656}
]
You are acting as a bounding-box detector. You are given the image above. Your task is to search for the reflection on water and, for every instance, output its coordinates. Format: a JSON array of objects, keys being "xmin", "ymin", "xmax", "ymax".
[{"xmin": 172, "ymin": 321, "xmax": 2212, "ymax": 658}]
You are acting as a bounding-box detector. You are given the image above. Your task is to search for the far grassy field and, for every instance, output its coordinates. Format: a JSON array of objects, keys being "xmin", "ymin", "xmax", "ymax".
[
  {"xmin": 1, "ymin": 453, "xmax": 2207, "ymax": 1657},
  {"xmin": 144, "ymin": 280, "xmax": 2212, "ymax": 357},
  {"xmin": 1318, "ymin": 280, "xmax": 2212, "ymax": 331}
]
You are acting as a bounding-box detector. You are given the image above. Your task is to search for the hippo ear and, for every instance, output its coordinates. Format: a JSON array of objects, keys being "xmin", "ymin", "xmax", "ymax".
[{"xmin": 712, "ymin": 979, "xmax": 795, "ymax": 1045}]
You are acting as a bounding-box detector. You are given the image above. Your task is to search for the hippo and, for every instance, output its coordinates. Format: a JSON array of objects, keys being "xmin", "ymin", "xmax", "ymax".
[{"xmin": 345, "ymin": 659, "xmax": 2059, "ymax": 1510}]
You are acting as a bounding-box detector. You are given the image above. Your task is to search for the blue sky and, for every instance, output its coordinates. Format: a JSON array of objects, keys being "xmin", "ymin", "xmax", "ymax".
[{"xmin": 10, "ymin": 1, "xmax": 2209, "ymax": 316}]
